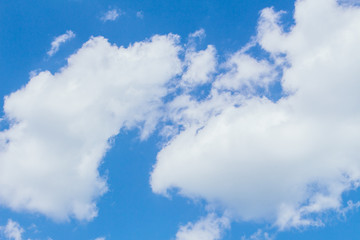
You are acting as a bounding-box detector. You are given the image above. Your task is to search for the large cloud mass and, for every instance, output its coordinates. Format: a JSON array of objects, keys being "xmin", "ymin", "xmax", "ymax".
[
  {"xmin": 1, "ymin": 0, "xmax": 360, "ymax": 234},
  {"xmin": 0, "ymin": 34, "xmax": 181, "ymax": 221},
  {"xmin": 151, "ymin": 0, "xmax": 360, "ymax": 229}
]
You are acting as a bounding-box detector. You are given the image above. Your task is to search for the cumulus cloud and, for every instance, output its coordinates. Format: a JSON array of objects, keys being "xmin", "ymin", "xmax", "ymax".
[
  {"xmin": 47, "ymin": 30, "xmax": 75, "ymax": 56},
  {"xmin": 101, "ymin": 9, "xmax": 123, "ymax": 22},
  {"xmin": 213, "ymin": 53, "xmax": 275, "ymax": 92},
  {"xmin": 181, "ymin": 45, "xmax": 217, "ymax": 87},
  {"xmin": 161, "ymin": 90, "xmax": 244, "ymax": 140},
  {"xmin": 3, "ymin": 0, "xmax": 360, "ymax": 236},
  {"xmin": 175, "ymin": 214, "xmax": 230, "ymax": 240},
  {"xmin": 0, "ymin": 34, "xmax": 181, "ymax": 221},
  {"xmin": 177, "ymin": 29, "xmax": 216, "ymax": 88},
  {"xmin": 151, "ymin": 0, "xmax": 360, "ymax": 231},
  {"xmin": 0, "ymin": 219, "xmax": 24, "ymax": 240}
]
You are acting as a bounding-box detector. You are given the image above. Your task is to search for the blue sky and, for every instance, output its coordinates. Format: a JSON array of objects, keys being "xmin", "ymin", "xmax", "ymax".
[{"xmin": 1, "ymin": 0, "xmax": 360, "ymax": 240}]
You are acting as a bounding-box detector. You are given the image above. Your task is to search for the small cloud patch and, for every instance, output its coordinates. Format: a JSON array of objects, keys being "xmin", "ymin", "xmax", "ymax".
[{"xmin": 47, "ymin": 30, "xmax": 75, "ymax": 56}]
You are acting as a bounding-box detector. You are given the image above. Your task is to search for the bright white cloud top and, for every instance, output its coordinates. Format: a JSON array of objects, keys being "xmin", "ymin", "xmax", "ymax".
[
  {"xmin": 151, "ymin": 0, "xmax": 360, "ymax": 230},
  {"xmin": 0, "ymin": 34, "xmax": 181, "ymax": 221},
  {"xmin": 1, "ymin": 0, "xmax": 360, "ymax": 239},
  {"xmin": 47, "ymin": 30, "xmax": 75, "ymax": 56}
]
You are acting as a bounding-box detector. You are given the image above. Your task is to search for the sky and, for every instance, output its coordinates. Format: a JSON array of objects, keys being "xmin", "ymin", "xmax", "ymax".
[{"xmin": 1, "ymin": 0, "xmax": 360, "ymax": 239}]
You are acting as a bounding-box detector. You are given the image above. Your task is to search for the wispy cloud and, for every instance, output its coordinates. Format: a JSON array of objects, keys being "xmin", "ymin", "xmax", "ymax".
[
  {"xmin": 47, "ymin": 30, "xmax": 75, "ymax": 56},
  {"xmin": 0, "ymin": 219, "xmax": 24, "ymax": 240},
  {"xmin": 101, "ymin": 9, "xmax": 123, "ymax": 22},
  {"xmin": 241, "ymin": 229, "xmax": 273, "ymax": 240},
  {"xmin": 175, "ymin": 214, "xmax": 229, "ymax": 240}
]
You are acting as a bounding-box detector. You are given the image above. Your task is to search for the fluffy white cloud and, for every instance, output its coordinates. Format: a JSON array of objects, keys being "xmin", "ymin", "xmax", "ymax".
[
  {"xmin": 101, "ymin": 9, "xmax": 123, "ymax": 22},
  {"xmin": 3, "ymin": 0, "xmax": 360, "ymax": 235},
  {"xmin": 181, "ymin": 45, "xmax": 217, "ymax": 87},
  {"xmin": 213, "ymin": 53, "xmax": 275, "ymax": 92},
  {"xmin": 161, "ymin": 90, "xmax": 243, "ymax": 140},
  {"xmin": 0, "ymin": 219, "xmax": 24, "ymax": 240},
  {"xmin": 175, "ymin": 214, "xmax": 229, "ymax": 240},
  {"xmin": 178, "ymin": 29, "xmax": 215, "ymax": 88},
  {"xmin": 151, "ymin": 0, "xmax": 360, "ymax": 230},
  {"xmin": 0, "ymin": 34, "xmax": 181, "ymax": 221},
  {"xmin": 47, "ymin": 30, "xmax": 75, "ymax": 56}
]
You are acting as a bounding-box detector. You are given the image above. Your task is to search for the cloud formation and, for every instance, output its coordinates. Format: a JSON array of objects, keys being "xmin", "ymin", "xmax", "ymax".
[
  {"xmin": 47, "ymin": 30, "xmax": 75, "ymax": 56},
  {"xmin": 175, "ymin": 214, "xmax": 229, "ymax": 240},
  {"xmin": 0, "ymin": 34, "xmax": 181, "ymax": 221},
  {"xmin": 2, "ymin": 0, "xmax": 360, "ymax": 238},
  {"xmin": 101, "ymin": 9, "xmax": 123, "ymax": 22},
  {"xmin": 151, "ymin": 0, "xmax": 360, "ymax": 230},
  {"xmin": 0, "ymin": 219, "xmax": 24, "ymax": 240},
  {"xmin": 181, "ymin": 45, "xmax": 216, "ymax": 88},
  {"xmin": 241, "ymin": 229, "xmax": 273, "ymax": 240}
]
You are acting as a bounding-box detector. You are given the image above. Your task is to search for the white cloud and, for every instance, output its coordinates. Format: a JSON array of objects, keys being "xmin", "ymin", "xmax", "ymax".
[
  {"xmin": 189, "ymin": 29, "xmax": 206, "ymax": 40},
  {"xmin": 161, "ymin": 90, "xmax": 243, "ymax": 139},
  {"xmin": 101, "ymin": 9, "xmax": 123, "ymax": 22},
  {"xmin": 94, "ymin": 237, "xmax": 105, "ymax": 240},
  {"xmin": 47, "ymin": 30, "xmax": 75, "ymax": 56},
  {"xmin": 0, "ymin": 219, "xmax": 24, "ymax": 240},
  {"xmin": 214, "ymin": 53, "xmax": 275, "ymax": 93},
  {"xmin": 242, "ymin": 229, "xmax": 273, "ymax": 240},
  {"xmin": 175, "ymin": 214, "xmax": 230, "ymax": 240},
  {"xmin": 3, "ymin": 0, "xmax": 360, "ymax": 235},
  {"xmin": 151, "ymin": 0, "xmax": 360, "ymax": 231},
  {"xmin": 178, "ymin": 29, "xmax": 216, "ymax": 88},
  {"xmin": 181, "ymin": 45, "xmax": 217, "ymax": 87},
  {"xmin": 0, "ymin": 34, "xmax": 181, "ymax": 221}
]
